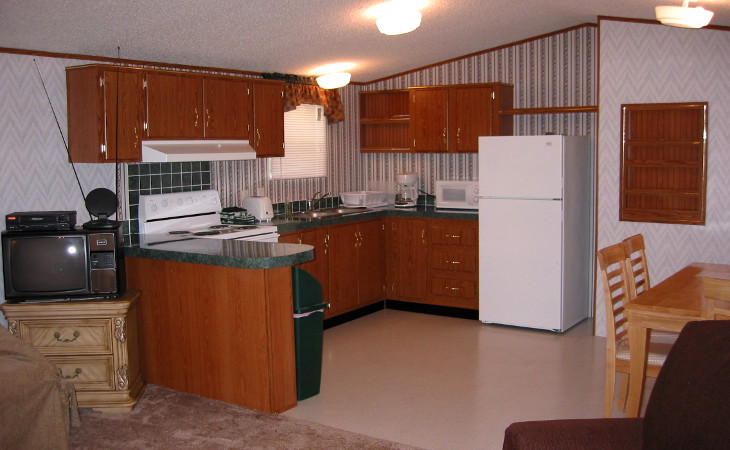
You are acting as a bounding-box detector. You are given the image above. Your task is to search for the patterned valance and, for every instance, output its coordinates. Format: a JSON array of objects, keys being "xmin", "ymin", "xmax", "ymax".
[{"xmin": 261, "ymin": 72, "xmax": 345, "ymax": 124}]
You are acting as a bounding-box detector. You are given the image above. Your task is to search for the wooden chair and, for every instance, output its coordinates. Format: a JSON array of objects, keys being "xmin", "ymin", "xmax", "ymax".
[
  {"xmin": 597, "ymin": 243, "xmax": 674, "ymax": 417},
  {"xmin": 703, "ymin": 277, "xmax": 730, "ymax": 320},
  {"xmin": 622, "ymin": 234, "xmax": 651, "ymax": 299}
]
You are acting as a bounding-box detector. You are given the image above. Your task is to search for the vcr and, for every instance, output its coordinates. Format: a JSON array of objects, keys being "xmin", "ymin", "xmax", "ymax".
[{"xmin": 5, "ymin": 211, "xmax": 77, "ymax": 231}]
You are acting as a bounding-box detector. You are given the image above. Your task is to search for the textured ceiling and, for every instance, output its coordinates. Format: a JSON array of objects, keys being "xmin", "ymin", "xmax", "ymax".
[{"xmin": 1, "ymin": 0, "xmax": 728, "ymax": 82}]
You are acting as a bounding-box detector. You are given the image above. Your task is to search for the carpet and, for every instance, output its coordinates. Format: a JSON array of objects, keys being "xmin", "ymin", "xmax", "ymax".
[{"xmin": 70, "ymin": 385, "xmax": 421, "ymax": 449}]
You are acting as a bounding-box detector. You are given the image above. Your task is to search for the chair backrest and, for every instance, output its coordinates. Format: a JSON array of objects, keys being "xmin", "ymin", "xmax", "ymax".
[
  {"xmin": 703, "ymin": 276, "xmax": 730, "ymax": 320},
  {"xmin": 643, "ymin": 320, "xmax": 730, "ymax": 448},
  {"xmin": 622, "ymin": 234, "xmax": 651, "ymax": 300},
  {"xmin": 597, "ymin": 243, "xmax": 632, "ymax": 349}
]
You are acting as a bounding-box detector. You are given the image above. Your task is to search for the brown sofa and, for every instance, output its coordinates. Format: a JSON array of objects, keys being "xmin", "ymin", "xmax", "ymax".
[
  {"xmin": 503, "ymin": 320, "xmax": 730, "ymax": 449},
  {"xmin": 0, "ymin": 325, "xmax": 79, "ymax": 450}
]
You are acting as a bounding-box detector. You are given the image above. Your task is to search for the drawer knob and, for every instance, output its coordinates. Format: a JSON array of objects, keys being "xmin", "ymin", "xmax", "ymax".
[
  {"xmin": 63, "ymin": 367, "xmax": 82, "ymax": 379},
  {"xmin": 446, "ymin": 260, "xmax": 461, "ymax": 265},
  {"xmin": 54, "ymin": 330, "xmax": 80, "ymax": 343},
  {"xmin": 446, "ymin": 234, "xmax": 461, "ymax": 239},
  {"xmin": 447, "ymin": 286, "xmax": 461, "ymax": 291}
]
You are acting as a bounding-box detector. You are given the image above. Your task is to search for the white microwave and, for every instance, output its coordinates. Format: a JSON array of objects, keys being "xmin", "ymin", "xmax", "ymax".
[{"xmin": 435, "ymin": 180, "xmax": 479, "ymax": 209}]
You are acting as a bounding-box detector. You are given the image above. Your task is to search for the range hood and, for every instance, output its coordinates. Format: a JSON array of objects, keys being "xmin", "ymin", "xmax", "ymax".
[{"xmin": 141, "ymin": 140, "xmax": 257, "ymax": 162}]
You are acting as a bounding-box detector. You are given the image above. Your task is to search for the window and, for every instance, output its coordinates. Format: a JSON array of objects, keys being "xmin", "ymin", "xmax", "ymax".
[
  {"xmin": 620, "ymin": 102, "xmax": 708, "ymax": 225},
  {"xmin": 269, "ymin": 104, "xmax": 327, "ymax": 180}
]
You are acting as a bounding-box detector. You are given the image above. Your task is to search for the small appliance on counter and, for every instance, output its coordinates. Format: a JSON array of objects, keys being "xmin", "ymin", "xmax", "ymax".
[
  {"xmin": 435, "ymin": 180, "xmax": 480, "ymax": 210},
  {"xmin": 395, "ymin": 172, "xmax": 418, "ymax": 208},
  {"xmin": 340, "ymin": 191, "xmax": 390, "ymax": 208},
  {"xmin": 241, "ymin": 196, "xmax": 274, "ymax": 221},
  {"xmin": 5, "ymin": 211, "xmax": 77, "ymax": 231}
]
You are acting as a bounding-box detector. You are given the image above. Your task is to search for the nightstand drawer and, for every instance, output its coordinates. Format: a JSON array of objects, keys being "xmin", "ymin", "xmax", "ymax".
[
  {"xmin": 18, "ymin": 319, "xmax": 112, "ymax": 355},
  {"xmin": 49, "ymin": 355, "xmax": 116, "ymax": 391},
  {"xmin": 430, "ymin": 277, "xmax": 478, "ymax": 299}
]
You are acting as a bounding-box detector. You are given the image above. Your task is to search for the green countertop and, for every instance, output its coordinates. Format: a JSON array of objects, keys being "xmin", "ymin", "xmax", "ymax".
[{"xmin": 124, "ymin": 206, "xmax": 477, "ymax": 269}]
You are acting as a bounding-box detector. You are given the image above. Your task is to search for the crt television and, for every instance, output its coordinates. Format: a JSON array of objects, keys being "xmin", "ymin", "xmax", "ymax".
[{"xmin": 1, "ymin": 229, "xmax": 123, "ymax": 302}]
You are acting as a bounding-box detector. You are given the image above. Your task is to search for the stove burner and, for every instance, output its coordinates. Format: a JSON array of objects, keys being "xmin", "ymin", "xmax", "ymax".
[
  {"xmin": 168, "ymin": 230, "xmax": 190, "ymax": 235},
  {"xmin": 231, "ymin": 225, "xmax": 257, "ymax": 230},
  {"xmin": 192, "ymin": 230, "xmax": 223, "ymax": 236},
  {"xmin": 209, "ymin": 225, "xmax": 230, "ymax": 229}
]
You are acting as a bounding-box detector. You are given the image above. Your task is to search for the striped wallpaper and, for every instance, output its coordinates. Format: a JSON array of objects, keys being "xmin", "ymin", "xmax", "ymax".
[{"xmin": 212, "ymin": 25, "xmax": 597, "ymax": 205}]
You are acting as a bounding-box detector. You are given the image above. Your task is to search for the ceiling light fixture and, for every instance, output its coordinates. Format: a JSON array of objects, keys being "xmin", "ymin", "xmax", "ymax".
[
  {"xmin": 372, "ymin": 0, "xmax": 424, "ymax": 35},
  {"xmin": 316, "ymin": 72, "xmax": 351, "ymax": 89},
  {"xmin": 656, "ymin": 0, "xmax": 714, "ymax": 28}
]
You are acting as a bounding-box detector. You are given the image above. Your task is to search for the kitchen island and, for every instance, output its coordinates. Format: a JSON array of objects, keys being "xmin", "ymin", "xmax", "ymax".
[{"xmin": 124, "ymin": 239, "xmax": 313, "ymax": 413}]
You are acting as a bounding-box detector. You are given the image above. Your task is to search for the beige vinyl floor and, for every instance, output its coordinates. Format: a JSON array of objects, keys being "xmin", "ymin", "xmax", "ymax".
[{"xmin": 284, "ymin": 309, "xmax": 624, "ymax": 450}]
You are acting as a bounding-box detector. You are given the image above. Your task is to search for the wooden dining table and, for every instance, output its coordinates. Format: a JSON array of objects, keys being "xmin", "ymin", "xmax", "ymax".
[{"xmin": 624, "ymin": 262, "xmax": 730, "ymax": 417}]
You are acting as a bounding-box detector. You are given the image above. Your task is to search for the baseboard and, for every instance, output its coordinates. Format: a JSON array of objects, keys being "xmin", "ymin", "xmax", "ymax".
[
  {"xmin": 385, "ymin": 300, "xmax": 479, "ymax": 320},
  {"xmin": 323, "ymin": 301, "xmax": 385, "ymax": 329}
]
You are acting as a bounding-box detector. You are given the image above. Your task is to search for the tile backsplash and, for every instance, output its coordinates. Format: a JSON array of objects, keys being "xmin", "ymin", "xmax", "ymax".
[{"xmin": 124, "ymin": 162, "xmax": 211, "ymax": 244}]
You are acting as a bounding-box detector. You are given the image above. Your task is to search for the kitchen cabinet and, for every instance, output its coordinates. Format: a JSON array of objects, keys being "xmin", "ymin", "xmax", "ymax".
[
  {"xmin": 145, "ymin": 73, "xmax": 251, "ymax": 140},
  {"xmin": 410, "ymin": 83, "xmax": 513, "ymax": 153},
  {"xmin": 0, "ymin": 290, "xmax": 144, "ymax": 412},
  {"xmin": 279, "ymin": 227, "xmax": 330, "ymax": 303},
  {"xmin": 66, "ymin": 64, "xmax": 285, "ymax": 162},
  {"xmin": 251, "ymin": 80, "xmax": 285, "ymax": 158},
  {"xmin": 427, "ymin": 219, "xmax": 479, "ymax": 309},
  {"xmin": 359, "ymin": 89, "xmax": 410, "ymax": 152},
  {"xmin": 386, "ymin": 217, "xmax": 428, "ymax": 301},
  {"xmin": 327, "ymin": 219, "xmax": 385, "ymax": 317},
  {"xmin": 66, "ymin": 66, "xmax": 145, "ymax": 163}
]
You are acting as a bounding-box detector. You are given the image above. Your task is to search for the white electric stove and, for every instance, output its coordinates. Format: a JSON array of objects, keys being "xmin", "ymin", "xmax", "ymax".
[{"xmin": 138, "ymin": 190, "xmax": 279, "ymax": 244}]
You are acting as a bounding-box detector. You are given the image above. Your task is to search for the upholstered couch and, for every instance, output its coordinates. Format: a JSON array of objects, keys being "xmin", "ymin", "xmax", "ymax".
[
  {"xmin": 0, "ymin": 325, "xmax": 79, "ymax": 450},
  {"xmin": 503, "ymin": 320, "xmax": 730, "ymax": 450}
]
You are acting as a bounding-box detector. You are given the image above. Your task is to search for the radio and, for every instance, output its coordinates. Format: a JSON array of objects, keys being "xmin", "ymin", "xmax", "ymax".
[{"xmin": 5, "ymin": 211, "xmax": 77, "ymax": 231}]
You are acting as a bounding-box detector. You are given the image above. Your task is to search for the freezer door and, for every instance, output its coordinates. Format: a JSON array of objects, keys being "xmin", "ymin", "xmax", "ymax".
[
  {"xmin": 478, "ymin": 136, "xmax": 563, "ymax": 199},
  {"xmin": 479, "ymin": 198, "xmax": 563, "ymax": 331}
]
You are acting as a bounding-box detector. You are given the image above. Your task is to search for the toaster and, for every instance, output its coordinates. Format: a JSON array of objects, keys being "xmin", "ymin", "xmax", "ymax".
[{"xmin": 241, "ymin": 196, "xmax": 274, "ymax": 221}]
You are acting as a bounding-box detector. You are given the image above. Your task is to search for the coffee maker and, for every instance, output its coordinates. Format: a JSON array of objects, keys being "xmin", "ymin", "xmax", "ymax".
[{"xmin": 395, "ymin": 172, "xmax": 418, "ymax": 208}]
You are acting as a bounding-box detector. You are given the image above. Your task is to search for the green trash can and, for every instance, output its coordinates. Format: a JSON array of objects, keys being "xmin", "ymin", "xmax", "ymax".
[{"xmin": 292, "ymin": 267, "xmax": 329, "ymax": 401}]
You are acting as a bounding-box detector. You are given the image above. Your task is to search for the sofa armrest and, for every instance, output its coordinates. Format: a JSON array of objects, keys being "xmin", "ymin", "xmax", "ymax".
[{"xmin": 503, "ymin": 418, "xmax": 643, "ymax": 450}]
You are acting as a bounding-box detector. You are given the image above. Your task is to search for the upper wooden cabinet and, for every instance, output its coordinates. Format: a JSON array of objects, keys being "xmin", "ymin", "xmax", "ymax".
[
  {"xmin": 359, "ymin": 89, "xmax": 410, "ymax": 152},
  {"xmin": 67, "ymin": 66, "xmax": 145, "ymax": 163},
  {"xmin": 251, "ymin": 80, "xmax": 285, "ymax": 158},
  {"xmin": 66, "ymin": 64, "xmax": 285, "ymax": 162},
  {"xmin": 359, "ymin": 83, "xmax": 513, "ymax": 154},
  {"xmin": 145, "ymin": 73, "xmax": 251, "ymax": 140}
]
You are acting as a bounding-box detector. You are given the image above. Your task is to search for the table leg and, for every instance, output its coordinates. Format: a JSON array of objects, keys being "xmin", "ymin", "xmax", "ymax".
[{"xmin": 627, "ymin": 325, "xmax": 650, "ymax": 417}]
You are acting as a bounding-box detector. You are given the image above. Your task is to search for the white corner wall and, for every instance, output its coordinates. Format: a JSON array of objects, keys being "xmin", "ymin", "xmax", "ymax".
[{"xmin": 596, "ymin": 19, "xmax": 730, "ymax": 336}]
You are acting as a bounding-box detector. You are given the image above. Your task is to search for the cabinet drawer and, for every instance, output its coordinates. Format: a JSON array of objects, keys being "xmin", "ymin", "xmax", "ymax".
[
  {"xmin": 48, "ymin": 355, "xmax": 116, "ymax": 391},
  {"xmin": 429, "ymin": 223, "xmax": 478, "ymax": 247},
  {"xmin": 430, "ymin": 277, "xmax": 478, "ymax": 299},
  {"xmin": 19, "ymin": 319, "xmax": 113, "ymax": 355},
  {"xmin": 429, "ymin": 249, "xmax": 478, "ymax": 274}
]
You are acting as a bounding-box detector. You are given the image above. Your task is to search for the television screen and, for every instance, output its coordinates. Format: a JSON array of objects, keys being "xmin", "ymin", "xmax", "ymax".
[{"xmin": 8, "ymin": 235, "xmax": 87, "ymax": 293}]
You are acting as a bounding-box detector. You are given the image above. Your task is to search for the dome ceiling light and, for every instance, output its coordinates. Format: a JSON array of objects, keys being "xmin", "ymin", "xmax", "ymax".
[
  {"xmin": 655, "ymin": 0, "xmax": 714, "ymax": 28},
  {"xmin": 316, "ymin": 72, "xmax": 352, "ymax": 89},
  {"xmin": 371, "ymin": 0, "xmax": 426, "ymax": 36}
]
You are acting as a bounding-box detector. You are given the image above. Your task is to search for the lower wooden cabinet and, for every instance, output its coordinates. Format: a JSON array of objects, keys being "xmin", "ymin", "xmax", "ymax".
[
  {"xmin": 0, "ymin": 290, "xmax": 144, "ymax": 412},
  {"xmin": 426, "ymin": 219, "xmax": 479, "ymax": 309},
  {"xmin": 282, "ymin": 216, "xmax": 477, "ymax": 319}
]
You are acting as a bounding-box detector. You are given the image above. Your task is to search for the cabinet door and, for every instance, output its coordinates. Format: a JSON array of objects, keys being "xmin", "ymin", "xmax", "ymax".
[
  {"xmin": 386, "ymin": 218, "xmax": 427, "ymax": 301},
  {"xmin": 145, "ymin": 73, "xmax": 202, "ymax": 139},
  {"xmin": 327, "ymin": 223, "xmax": 359, "ymax": 315},
  {"xmin": 252, "ymin": 81, "xmax": 284, "ymax": 157},
  {"xmin": 103, "ymin": 70, "xmax": 144, "ymax": 161},
  {"xmin": 203, "ymin": 78, "xmax": 251, "ymax": 139},
  {"xmin": 357, "ymin": 220, "xmax": 385, "ymax": 305},
  {"xmin": 409, "ymin": 88, "xmax": 448, "ymax": 152},
  {"xmin": 450, "ymin": 86, "xmax": 494, "ymax": 153}
]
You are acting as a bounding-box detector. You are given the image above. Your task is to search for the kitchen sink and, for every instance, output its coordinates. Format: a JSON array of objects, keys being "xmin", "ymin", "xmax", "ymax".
[{"xmin": 284, "ymin": 207, "xmax": 370, "ymax": 220}]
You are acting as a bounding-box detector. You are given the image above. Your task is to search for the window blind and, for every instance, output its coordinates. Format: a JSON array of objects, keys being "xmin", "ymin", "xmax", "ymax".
[{"xmin": 269, "ymin": 104, "xmax": 327, "ymax": 180}]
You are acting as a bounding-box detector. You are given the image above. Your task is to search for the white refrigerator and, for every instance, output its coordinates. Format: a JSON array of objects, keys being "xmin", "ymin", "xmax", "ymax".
[{"xmin": 478, "ymin": 135, "xmax": 593, "ymax": 332}]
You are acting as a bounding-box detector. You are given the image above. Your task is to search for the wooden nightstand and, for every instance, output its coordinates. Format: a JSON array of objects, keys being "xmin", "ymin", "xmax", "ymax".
[{"xmin": 1, "ymin": 290, "xmax": 144, "ymax": 412}]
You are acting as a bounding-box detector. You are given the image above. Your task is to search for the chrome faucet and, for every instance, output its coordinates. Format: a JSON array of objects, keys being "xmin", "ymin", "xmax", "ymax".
[{"xmin": 308, "ymin": 191, "xmax": 331, "ymax": 211}]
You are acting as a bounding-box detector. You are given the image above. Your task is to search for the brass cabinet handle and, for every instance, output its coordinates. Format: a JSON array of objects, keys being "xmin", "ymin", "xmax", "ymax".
[
  {"xmin": 445, "ymin": 260, "xmax": 461, "ymax": 265},
  {"xmin": 297, "ymin": 236, "xmax": 302, "ymax": 244},
  {"xmin": 54, "ymin": 330, "xmax": 80, "ymax": 343},
  {"xmin": 446, "ymin": 286, "xmax": 461, "ymax": 291},
  {"xmin": 206, "ymin": 108, "xmax": 211, "ymax": 129},
  {"xmin": 256, "ymin": 129, "xmax": 262, "ymax": 147},
  {"xmin": 194, "ymin": 108, "xmax": 199, "ymax": 128},
  {"xmin": 324, "ymin": 233, "xmax": 329, "ymax": 254},
  {"xmin": 457, "ymin": 127, "xmax": 461, "ymax": 145},
  {"xmin": 133, "ymin": 127, "xmax": 139, "ymax": 149},
  {"xmin": 445, "ymin": 234, "xmax": 461, "ymax": 239},
  {"xmin": 442, "ymin": 127, "xmax": 447, "ymax": 145},
  {"xmin": 63, "ymin": 368, "xmax": 82, "ymax": 379}
]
